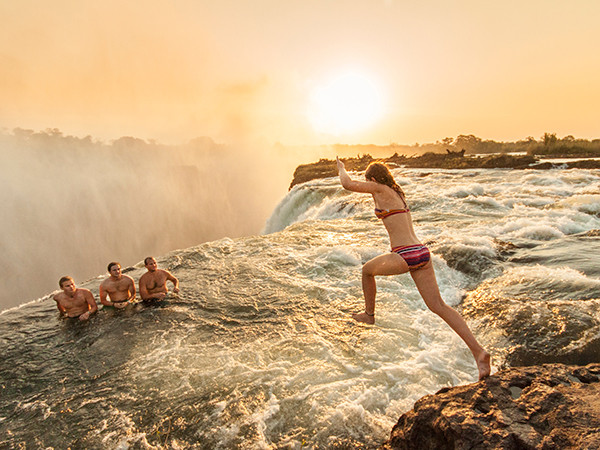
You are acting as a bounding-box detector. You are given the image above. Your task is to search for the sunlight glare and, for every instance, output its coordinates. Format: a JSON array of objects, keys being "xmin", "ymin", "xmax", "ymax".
[{"xmin": 308, "ymin": 72, "xmax": 383, "ymax": 136}]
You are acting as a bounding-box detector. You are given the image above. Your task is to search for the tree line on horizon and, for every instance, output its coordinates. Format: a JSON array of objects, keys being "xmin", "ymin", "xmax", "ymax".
[
  {"xmin": 435, "ymin": 133, "xmax": 600, "ymax": 157},
  {"xmin": 1, "ymin": 127, "xmax": 224, "ymax": 155},
  {"xmin": 3, "ymin": 127, "xmax": 600, "ymax": 158},
  {"xmin": 334, "ymin": 133, "xmax": 600, "ymax": 158}
]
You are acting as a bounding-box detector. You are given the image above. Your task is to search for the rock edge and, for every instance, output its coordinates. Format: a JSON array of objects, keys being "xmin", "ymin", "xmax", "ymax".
[
  {"xmin": 381, "ymin": 363, "xmax": 600, "ymax": 450},
  {"xmin": 289, "ymin": 153, "xmax": 600, "ymax": 189}
]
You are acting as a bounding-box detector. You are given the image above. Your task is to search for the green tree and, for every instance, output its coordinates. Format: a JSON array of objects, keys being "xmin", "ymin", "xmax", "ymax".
[
  {"xmin": 441, "ymin": 137, "xmax": 454, "ymax": 147},
  {"xmin": 454, "ymin": 135, "xmax": 482, "ymax": 153},
  {"xmin": 543, "ymin": 132, "xmax": 557, "ymax": 146}
]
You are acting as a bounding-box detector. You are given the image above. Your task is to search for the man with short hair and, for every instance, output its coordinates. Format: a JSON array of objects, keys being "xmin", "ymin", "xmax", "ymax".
[
  {"xmin": 53, "ymin": 276, "xmax": 98, "ymax": 320},
  {"xmin": 99, "ymin": 262, "xmax": 136, "ymax": 308},
  {"xmin": 139, "ymin": 256, "xmax": 180, "ymax": 302}
]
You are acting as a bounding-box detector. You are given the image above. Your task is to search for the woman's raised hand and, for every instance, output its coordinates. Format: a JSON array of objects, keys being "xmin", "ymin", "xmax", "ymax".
[{"xmin": 336, "ymin": 156, "xmax": 345, "ymax": 172}]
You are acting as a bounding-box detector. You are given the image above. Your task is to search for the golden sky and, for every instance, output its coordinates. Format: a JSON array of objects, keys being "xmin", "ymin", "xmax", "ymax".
[{"xmin": 1, "ymin": 0, "xmax": 599, "ymax": 145}]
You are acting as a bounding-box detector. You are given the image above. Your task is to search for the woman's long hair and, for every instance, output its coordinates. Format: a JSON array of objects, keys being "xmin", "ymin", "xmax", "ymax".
[{"xmin": 365, "ymin": 162, "xmax": 405, "ymax": 198}]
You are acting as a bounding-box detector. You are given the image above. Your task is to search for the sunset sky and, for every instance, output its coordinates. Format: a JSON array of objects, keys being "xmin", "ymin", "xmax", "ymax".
[{"xmin": 1, "ymin": 0, "xmax": 599, "ymax": 145}]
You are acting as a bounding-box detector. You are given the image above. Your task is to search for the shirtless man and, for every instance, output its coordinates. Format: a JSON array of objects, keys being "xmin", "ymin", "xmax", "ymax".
[
  {"xmin": 139, "ymin": 256, "xmax": 180, "ymax": 302},
  {"xmin": 53, "ymin": 276, "xmax": 98, "ymax": 320},
  {"xmin": 99, "ymin": 262, "xmax": 136, "ymax": 308}
]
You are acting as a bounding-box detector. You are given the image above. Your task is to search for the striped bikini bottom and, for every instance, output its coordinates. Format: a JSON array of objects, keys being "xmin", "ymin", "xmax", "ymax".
[{"xmin": 391, "ymin": 244, "xmax": 431, "ymax": 271}]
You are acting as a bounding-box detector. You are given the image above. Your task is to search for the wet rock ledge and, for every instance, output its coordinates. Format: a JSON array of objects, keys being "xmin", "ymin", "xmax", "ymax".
[
  {"xmin": 381, "ymin": 363, "xmax": 600, "ymax": 450},
  {"xmin": 289, "ymin": 152, "xmax": 600, "ymax": 189}
]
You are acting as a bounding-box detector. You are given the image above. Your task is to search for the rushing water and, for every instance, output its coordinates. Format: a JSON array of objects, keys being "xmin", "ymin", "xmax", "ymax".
[{"xmin": 1, "ymin": 167, "xmax": 600, "ymax": 448}]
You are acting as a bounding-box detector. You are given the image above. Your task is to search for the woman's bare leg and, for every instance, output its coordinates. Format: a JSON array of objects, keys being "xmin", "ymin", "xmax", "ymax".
[
  {"xmin": 410, "ymin": 262, "xmax": 491, "ymax": 380},
  {"xmin": 353, "ymin": 253, "xmax": 408, "ymax": 324}
]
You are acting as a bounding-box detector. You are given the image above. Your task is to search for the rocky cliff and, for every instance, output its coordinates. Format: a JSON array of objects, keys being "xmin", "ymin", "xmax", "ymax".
[
  {"xmin": 381, "ymin": 363, "xmax": 600, "ymax": 450},
  {"xmin": 289, "ymin": 153, "xmax": 600, "ymax": 189}
]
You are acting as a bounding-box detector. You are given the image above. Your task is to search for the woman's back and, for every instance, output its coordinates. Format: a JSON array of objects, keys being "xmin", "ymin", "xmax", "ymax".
[{"xmin": 371, "ymin": 186, "xmax": 421, "ymax": 248}]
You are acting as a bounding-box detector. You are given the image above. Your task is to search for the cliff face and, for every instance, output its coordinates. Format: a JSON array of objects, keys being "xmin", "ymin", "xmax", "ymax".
[{"xmin": 381, "ymin": 363, "xmax": 600, "ymax": 450}]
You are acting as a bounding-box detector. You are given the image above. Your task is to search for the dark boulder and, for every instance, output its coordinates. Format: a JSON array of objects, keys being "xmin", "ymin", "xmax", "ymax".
[{"xmin": 382, "ymin": 363, "xmax": 600, "ymax": 450}]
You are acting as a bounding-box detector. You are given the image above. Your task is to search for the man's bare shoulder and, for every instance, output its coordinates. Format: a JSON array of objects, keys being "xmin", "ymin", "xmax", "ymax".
[
  {"xmin": 123, "ymin": 274, "xmax": 135, "ymax": 283},
  {"xmin": 53, "ymin": 292, "xmax": 65, "ymax": 302},
  {"xmin": 139, "ymin": 271, "xmax": 151, "ymax": 281},
  {"xmin": 78, "ymin": 287, "xmax": 94, "ymax": 296}
]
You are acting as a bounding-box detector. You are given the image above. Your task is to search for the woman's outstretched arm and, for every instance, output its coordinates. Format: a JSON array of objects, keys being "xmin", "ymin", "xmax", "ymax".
[{"xmin": 337, "ymin": 157, "xmax": 381, "ymax": 194}]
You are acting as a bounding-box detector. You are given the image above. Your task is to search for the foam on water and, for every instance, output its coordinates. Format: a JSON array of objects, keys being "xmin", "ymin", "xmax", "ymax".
[
  {"xmin": 560, "ymin": 194, "xmax": 600, "ymax": 215},
  {"xmin": 2, "ymin": 167, "xmax": 600, "ymax": 447},
  {"xmin": 445, "ymin": 183, "xmax": 486, "ymax": 198},
  {"xmin": 483, "ymin": 264, "xmax": 600, "ymax": 301},
  {"xmin": 0, "ymin": 229, "xmax": 478, "ymax": 447},
  {"xmin": 462, "ymin": 263, "xmax": 600, "ymax": 367},
  {"xmin": 263, "ymin": 179, "xmax": 370, "ymax": 234}
]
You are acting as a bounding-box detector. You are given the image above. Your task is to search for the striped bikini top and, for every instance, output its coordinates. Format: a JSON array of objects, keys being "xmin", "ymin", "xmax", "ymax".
[{"xmin": 374, "ymin": 207, "xmax": 410, "ymax": 219}]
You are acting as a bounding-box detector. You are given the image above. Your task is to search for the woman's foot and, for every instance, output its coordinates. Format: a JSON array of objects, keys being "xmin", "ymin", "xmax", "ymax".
[
  {"xmin": 352, "ymin": 312, "xmax": 375, "ymax": 325},
  {"xmin": 477, "ymin": 351, "xmax": 491, "ymax": 380}
]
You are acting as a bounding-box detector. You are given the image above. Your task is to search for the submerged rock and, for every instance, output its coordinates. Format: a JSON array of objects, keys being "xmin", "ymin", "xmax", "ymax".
[{"xmin": 381, "ymin": 363, "xmax": 600, "ymax": 450}]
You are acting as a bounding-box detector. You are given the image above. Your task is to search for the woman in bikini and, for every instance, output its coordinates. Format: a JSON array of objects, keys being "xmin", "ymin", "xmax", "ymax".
[{"xmin": 337, "ymin": 157, "xmax": 491, "ymax": 380}]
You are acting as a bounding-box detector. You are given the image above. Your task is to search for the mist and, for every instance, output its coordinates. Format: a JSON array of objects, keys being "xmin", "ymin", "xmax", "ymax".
[{"xmin": 0, "ymin": 128, "xmax": 318, "ymax": 311}]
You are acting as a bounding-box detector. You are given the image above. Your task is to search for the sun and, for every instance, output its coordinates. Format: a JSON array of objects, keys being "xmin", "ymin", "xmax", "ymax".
[{"xmin": 308, "ymin": 71, "xmax": 383, "ymax": 136}]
